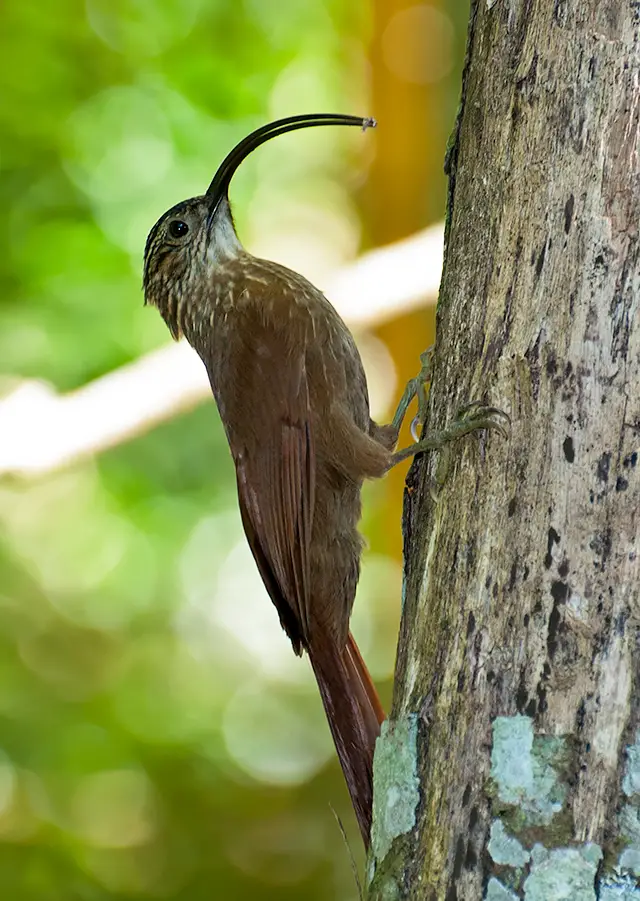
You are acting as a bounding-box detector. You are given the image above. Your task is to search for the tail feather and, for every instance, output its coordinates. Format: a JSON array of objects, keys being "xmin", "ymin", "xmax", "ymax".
[{"xmin": 308, "ymin": 631, "xmax": 384, "ymax": 846}]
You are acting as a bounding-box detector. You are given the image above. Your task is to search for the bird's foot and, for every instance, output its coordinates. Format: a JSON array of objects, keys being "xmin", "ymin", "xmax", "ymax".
[{"xmin": 388, "ymin": 400, "xmax": 510, "ymax": 474}]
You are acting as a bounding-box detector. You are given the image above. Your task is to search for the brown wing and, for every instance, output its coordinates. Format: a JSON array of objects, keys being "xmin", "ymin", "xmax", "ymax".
[
  {"xmin": 236, "ymin": 415, "xmax": 315, "ymax": 653},
  {"xmin": 206, "ymin": 309, "xmax": 315, "ymax": 654}
]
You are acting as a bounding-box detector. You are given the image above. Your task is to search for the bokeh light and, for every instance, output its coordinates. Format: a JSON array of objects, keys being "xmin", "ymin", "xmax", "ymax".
[
  {"xmin": 86, "ymin": 0, "xmax": 205, "ymax": 57},
  {"xmin": 382, "ymin": 5, "xmax": 455, "ymax": 85}
]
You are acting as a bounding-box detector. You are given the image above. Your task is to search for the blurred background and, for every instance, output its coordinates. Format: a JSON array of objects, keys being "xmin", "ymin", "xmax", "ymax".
[{"xmin": 0, "ymin": 1, "xmax": 469, "ymax": 898}]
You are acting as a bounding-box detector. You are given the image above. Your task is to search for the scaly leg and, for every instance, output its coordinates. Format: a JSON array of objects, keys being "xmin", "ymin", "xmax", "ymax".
[
  {"xmin": 387, "ymin": 346, "xmax": 434, "ymax": 442},
  {"xmin": 389, "ymin": 401, "xmax": 510, "ymax": 470}
]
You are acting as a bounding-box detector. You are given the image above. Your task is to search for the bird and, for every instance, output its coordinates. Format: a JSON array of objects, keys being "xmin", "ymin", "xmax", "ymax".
[{"xmin": 143, "ymin": 114, "xmax": 506, "ymax": 845}]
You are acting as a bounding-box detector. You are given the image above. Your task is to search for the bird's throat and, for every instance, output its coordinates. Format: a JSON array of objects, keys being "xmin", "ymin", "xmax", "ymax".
[{"xmin": 206, "ymin": 196, "xmax": 243, "ymax": 266}]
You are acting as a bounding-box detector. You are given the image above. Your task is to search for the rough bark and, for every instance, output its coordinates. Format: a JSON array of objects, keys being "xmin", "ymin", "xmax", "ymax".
[{"xmin": 367, "ymin": 2, "xmax": 640, "ymax": 899}]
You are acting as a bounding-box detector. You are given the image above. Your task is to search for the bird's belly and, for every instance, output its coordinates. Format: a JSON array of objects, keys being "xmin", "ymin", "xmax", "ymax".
[{"xmin": 307, "ymin": 466, "xmax": 364, "ymax": 646}]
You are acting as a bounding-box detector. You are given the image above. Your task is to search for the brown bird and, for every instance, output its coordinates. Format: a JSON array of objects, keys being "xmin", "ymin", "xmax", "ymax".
[{"xmin": 143, "ymin": 114, "xmax": 505, "ymax": 845}]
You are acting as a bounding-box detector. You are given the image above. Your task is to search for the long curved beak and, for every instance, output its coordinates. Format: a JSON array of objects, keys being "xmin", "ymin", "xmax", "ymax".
[{"xmin": 205, "ymin": 114, "xmax": 376, "ymax": 216}]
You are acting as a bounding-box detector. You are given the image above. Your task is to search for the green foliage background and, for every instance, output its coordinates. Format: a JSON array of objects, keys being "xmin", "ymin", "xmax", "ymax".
[{"xmin": 0, "ymin": 2, "xmax": 468, "ymax": 898}]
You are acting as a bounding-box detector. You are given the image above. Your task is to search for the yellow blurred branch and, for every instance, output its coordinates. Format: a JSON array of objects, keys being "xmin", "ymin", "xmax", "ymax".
[{"xmin": 0, "ymin": 224, "xmax": 443, "ymax": 478}]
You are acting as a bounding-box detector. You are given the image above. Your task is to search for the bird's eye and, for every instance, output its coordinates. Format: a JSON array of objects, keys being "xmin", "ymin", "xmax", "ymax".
[{"xmin": 168, "ymin": 220, "xmax": 189, "ymax": 238}]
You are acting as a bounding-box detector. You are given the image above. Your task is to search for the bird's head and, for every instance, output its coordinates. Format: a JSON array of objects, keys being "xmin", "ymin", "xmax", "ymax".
[
  {"xmin": 143, "ymin": 194, "xmax": 239, "ymax": 339},
  {"xmin": 143, "ymin": 114, "xmax": 376, "ymax": 339}
]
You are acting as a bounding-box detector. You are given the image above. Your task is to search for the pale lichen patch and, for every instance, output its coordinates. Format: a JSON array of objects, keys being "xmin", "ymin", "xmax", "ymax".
[
  {"xmin": 618, "ymin": 801, "xmax": 640, "ymax": 880},
  {"xmin": 620, "ymin": 805, "xmax": 640, "ymax": 845},
  {"xmin": 485, "ymin": 876, "xmax": 519, "ymax": 900},
  {"xmin": 623, "ymin": 731, "xmax": 640, "ymax": 798},
  {"xmin": 490, "ymin": 715, "xmax": 566, "ymax": 827},
  {"xmin": 598, "ymin": 872, "xmax": 640, "ymax": 898},
  {"xmin": 619, "ymin": 849, "xmax": 640, "ymax": 877},
  {"xmin": 491, "ymin": 715, "xmax": 534, "ymax": 802},
  {"xmin": 371, "ymin": 714, "xmax": 420, "ymax": 863},
  {"xmin": 488, "ymin": 819, "xmax": 530, "ymax": 868},
  {"xmin": 523, "ymin": 843, "xmax": 602, "ymax": 900}
]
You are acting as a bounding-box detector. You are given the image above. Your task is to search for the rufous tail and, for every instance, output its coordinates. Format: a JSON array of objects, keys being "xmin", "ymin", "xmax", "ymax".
[{"xmin": 308, "ymin": 630, "xmax": 385, "ymax": 846}]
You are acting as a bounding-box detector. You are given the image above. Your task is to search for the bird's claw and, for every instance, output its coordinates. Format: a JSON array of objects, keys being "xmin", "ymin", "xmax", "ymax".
[
  {"xmin": 453, "ymin": 402, "xmax": 511, "ymax": 441},
  {"xmin": 388, "ymin": 397, "xmax": 510, "ymax": 471}
]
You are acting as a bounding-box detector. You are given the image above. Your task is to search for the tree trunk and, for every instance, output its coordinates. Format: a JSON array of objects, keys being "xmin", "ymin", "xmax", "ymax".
[{"xmin": 367, "ymin": 3, "xmax": 640, "ymax": 899}]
